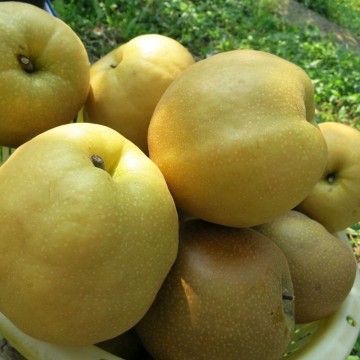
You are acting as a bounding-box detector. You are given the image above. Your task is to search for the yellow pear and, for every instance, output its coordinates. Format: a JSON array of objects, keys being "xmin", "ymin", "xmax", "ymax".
[
  {"xmin": 296, "ymin": 122, "xmax": 360, "ymax": 233},
  {"xmin": 136, "ymin": 219, "xmax": 295, "ymax": 360},
  {"xmin": 254, "ymin": 210, "xmax": 357, "ymax": 323},
  {"xmin": 83, "ymin": 34, "xmax": 195, "ymax": 154},
  {"xmin": 148, "ymin": 49, "xmax": 328, "ymax": 228},
  {"xmin": 0, "ymin": 122, "xmax": 178, "ymax": 345},
  {"xmin": 0, "ymin": 2, "xmax": 90, "ymax": 148}
]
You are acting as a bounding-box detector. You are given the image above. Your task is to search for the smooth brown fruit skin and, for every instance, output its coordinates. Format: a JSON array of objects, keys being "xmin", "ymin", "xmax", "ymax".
[
  {"xmin": 148, "ymin": 49, "xmax": 328, "ymax": 228},
  {"xmin": 136, "ymin": 220, "xmax": 295, "ymax": 360},
  {"xmin": 254, "ymin": 210, "xmax": 357, "ymax": 324},
  {"xmin": 296, "ymin": 122, "xmax": 360, "ymax": 233}
]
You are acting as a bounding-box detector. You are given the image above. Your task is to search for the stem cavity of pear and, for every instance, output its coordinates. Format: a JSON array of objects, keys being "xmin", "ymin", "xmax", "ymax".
[
  {"xmin": 326, "ymin": 173, "xmax": 336, "ymax": 185},
  {"xmin": 91, "ymin": 155, "xmax": 106, "ymax": 170},
  {"xmin": 282, "ymin": 292, "xmax": 295, "ymax": 301},
  {"xmin": 17, "ymin": 54, "xmax": 35, "ymax": 73}
]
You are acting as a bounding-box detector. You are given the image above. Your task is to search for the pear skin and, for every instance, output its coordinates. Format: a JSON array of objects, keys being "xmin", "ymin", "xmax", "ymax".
[
  {"xmin": 254, "ymin": 210, "xmax": 357, "ymax": 324},
  {"xmin": 136, "ymin": 220, "xmax": 295, "ymax": 360},
  {"xmin": 148, "ymin": 49, "xmax": 328, "ymax": 228},
  {"xmin": 0, "ymin": 122, "xmax": 179, "ymax": 345},
  {"xmin": 84, "ymin": 34, "xmax": 195, "ymax": 154},
  {"xmin": 296, "ymin": 122, "xmax": 360, "ymax": 233}
]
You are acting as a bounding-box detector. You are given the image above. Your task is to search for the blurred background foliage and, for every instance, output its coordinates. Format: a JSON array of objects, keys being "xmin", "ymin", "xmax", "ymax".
[
  {"xmin": 297, "ymin": 0, "xmax": 360, "ymax": 36},
  {"xmin": 51, "ymin": 0, "xmax": 360, "ymax": 129}
]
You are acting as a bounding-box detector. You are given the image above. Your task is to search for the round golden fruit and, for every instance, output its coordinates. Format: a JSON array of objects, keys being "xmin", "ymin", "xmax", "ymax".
[
  {"xmin": 0, "ymin": 122, "xmax": 178, "ymax": 346},
  {"xmin": 296, "ymin": 122, "xmax": 360, "ymax": 232},
  {"xmin": 0, "ymin": 2, "xmax": 90, "ymax": 148},
  {"xmin": 83, "ymin": 34, "xmax": 195, "ymax": 154},
  {"xmin": 148, "ymin": 49, "xmax": 328, "ymax": 228}
]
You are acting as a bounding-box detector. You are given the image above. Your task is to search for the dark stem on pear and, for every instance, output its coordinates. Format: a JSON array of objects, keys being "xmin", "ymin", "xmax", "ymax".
[
  {"xmin": 91, "ymin": 155, "xmax": 105, "ymax": 170},
  {"xmin": 326, "ymin": 172, "xmax": 336, "ymax": 184},
  {"xmin": 282, "ymin": 292, "xmax": 295, "ymax": 301},
  {"xmin": 17, "ymin": 54, "xmax": 35, "ymax": 73}
]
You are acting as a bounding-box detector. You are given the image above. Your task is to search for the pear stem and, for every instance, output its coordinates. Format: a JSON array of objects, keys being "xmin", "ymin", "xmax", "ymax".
[
  {"xmin": 282, "ymin": 292, "xmax": 295, "ymax": 301},
  {"xmin": 17, "ymin": 55, "xmax": 35, "ymax": 73},
  {"xmin": 326, "ymin": 173, "xmax": 336, "ymax": 184},
  {"xmin": 91, "ymin": 155, "xmax": 105, "ymax": 170}
]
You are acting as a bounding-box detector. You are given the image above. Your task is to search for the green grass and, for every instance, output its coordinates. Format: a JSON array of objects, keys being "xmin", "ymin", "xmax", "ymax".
[
  {"xmin": 297, "ymin": 0, "xmax": 360, "ymax": 37},
  {"xmin": 51, "ymin": 0, "xmax": 360, "ymax": 129}
]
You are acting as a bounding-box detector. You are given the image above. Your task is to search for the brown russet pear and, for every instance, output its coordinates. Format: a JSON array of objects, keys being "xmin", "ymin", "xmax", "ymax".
[
  {"xmin": 254, "ymin": 210, "xmax": 357, "ymax": 324},
  {"xmin": 135, "ymin": 220, "xmax": 295, "ymax": 360}
]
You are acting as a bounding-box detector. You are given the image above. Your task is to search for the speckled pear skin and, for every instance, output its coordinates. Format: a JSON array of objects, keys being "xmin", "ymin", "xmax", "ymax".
[
  {"xmin": 254, "ymin": 210, "xmax": 357, "ymax": 323},
  {"xmin": 148, "ymin": 49, "xmax": 328, "ymax": 228},
  {"xmin": 136, "ymin": 219, "xmax": 295, "ymax": 360}
]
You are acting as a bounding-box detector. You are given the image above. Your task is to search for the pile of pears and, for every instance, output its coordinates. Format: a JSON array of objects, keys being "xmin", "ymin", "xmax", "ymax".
[
  {"xmin": 0, "ymin": 4, "xmax": 358, "ymax": 359},
  {"xmin": 96, "ymin": 47, "xmax": 358, "ymax": 360},
  {"xmin": 88, "ymin": 45, "xmax": 357, "ymax": 360}
]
